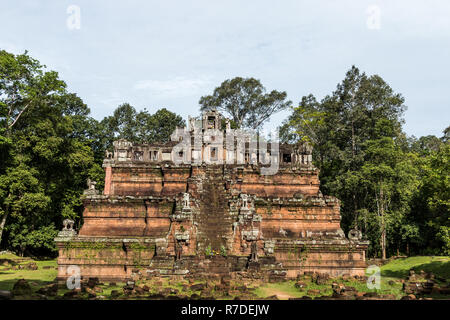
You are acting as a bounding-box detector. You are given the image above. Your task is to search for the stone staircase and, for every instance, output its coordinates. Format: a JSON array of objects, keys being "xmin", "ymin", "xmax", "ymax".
[{"xmin": 195, "ymin": 166, "xmax": 234, "ymax": 254}]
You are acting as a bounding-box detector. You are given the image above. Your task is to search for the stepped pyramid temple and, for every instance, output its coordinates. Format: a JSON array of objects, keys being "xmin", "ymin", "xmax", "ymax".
[{"xmin": 55, "ymin": 110, "xmax": 369, "ymax": 282}]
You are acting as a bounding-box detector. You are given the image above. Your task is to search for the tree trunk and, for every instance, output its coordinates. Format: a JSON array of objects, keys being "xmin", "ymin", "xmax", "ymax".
[
  {"xmin": 351, "ymin": 120, "xmax": 356, "ymax": 159},
  {"xmin": 350, "ymin": 120, "xmax": 360, "ymax": 230},
  {"xmin": 1, "ymin": 114, "xmax": 12, "ymax": 249},
  {"xmin": 0, "ymin": 211, "xmax": 8, "ymax": 248},
  {"xmin": 380, "ymin": 188, "xmax": 386, "ymax": 260}
]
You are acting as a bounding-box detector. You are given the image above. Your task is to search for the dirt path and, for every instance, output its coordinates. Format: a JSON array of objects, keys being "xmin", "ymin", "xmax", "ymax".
[{"xmin": 262, "ymin": 288, "xmax": 297, "ymax": 300}]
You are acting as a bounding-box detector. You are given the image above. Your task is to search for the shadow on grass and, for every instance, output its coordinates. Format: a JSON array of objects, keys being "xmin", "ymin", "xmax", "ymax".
[
  {"xmin": 0, "ymin": 259, "xmax": 17, "ymax": 266},
  {"xmin": 0, "ymin": 278, "xmax": 53, "ymax": 291},
  {"xmin": 0, "ymin": 271, "xmax": 13, "ymax": 275},
  {"xmin": 382, "ymin": 260, "xmax": 450, "ymax": 279}
]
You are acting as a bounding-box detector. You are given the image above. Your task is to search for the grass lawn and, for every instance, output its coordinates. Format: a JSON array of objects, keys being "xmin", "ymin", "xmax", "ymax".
[
  {"xmin": 252, "ymin": 277, "xmax": 402, "ymax": 299},
  {"xmin": 253, "ymin": 281, "xmax": 306, "ymax": 299},
  {"xmin": 253, "ymin": 256, "xmax": 450, "ymax": 300},
  {"xmin": 380, "ymin": 256, "xmax": 450, "ymax": 280},
  {"xmin": 0, "ymin": 253, "xmax": 58, "ymax": 292}
]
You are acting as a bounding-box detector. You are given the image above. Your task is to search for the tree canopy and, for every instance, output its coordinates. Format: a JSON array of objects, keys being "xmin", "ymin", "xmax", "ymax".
[
  {"xmin": 282, "ymin": 66, "xmax": 449, "ymax": 258},
  {"xmin": 0, "ymin": 50, "xmax": 186, "ymax": 256},
  {"xmin": 98, "ymin": 104, "xmax": 185, "ymax": 149},
  {"xmin": 0, "ymin": 51, "xmax": 448, "ymax": 259},
  {"xmin": 0, "ymin": 50, "xmax": 99, "ymax": 256},
  {"xmin": 199, "ymin": 77, "xmax": 291, "ymax": 130}
]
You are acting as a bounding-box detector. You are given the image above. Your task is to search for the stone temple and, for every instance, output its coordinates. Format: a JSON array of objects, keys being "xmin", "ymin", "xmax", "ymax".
[{"xmin": 55, "ymin": 110, "xmax": 369, "ymax": 282}]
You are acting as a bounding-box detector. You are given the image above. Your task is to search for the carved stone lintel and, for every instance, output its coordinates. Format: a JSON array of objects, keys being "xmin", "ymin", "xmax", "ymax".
[
  {"xmin": 170, "ymin": 211, "xmax": 191, "ymax": 222},
  {"xmin": 242, "ymin": 229, "xmax": 259, "ymax": 241},
  {"xmin": 264, "ymin": 240, "xmax": 275, "ymax": 255},
  {"xmin": 239, "ymin": 206, "xmax": 252, "ymax": 216},
  {"xmin": 175, "ymin": 231, "xmax": 190, "ymax": 242}
]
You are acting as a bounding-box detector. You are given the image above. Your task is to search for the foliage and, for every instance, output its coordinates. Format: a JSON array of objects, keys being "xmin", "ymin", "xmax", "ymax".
[
  {"xmin": 380, "ymin": 256, "xmax": 450, "ymax": 279},
  {"xmin": 0, "ymin": 50, "xmax": 188, "ymax": 256},
  {"xmin": 408, "ymin": 143, "xmax": 450, "ymax": 255},
  {"xmin": 437, "ymin": 227, "xmax": 450, "ymax": 256},
  {"xmin": 283, "ymin": 65, "xmax": 449, "ymax": 257},
  {"xmin": 0, "ymin": 50, "xmax": 101, "ymax": 256},
  {"xmin": 220, "ymin": 245, "xmax": 227, "ymax": 257},
  {"xmin": 0, "ymin": 50, "xmax": 447, "ymax": 260},
  {"xmin": 0, "ymin": 252, "xmax": 58, "ymax": 292},
  {"xmin": 199, "ymin": 77, "xmax": 291, "ymax": 130},
  {"xmin": 205, "ymin": 245, "xmax": 212, "ymax": 257},
  {"xmin": 97, "ymin": 104, "xmax": 186, "ymax": 154}
]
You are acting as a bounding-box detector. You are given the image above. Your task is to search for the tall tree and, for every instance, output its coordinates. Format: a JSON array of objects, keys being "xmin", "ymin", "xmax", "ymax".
[
  {"xmin": 360, "ymin": 119, "xmax": 417, "ymax": 259},
  {"xmin": 136, "ymin": 108, "xmax": 185, "ymax": 143},
  {"xmin": 283, "ymin": 66, "xmax": 408, "ymax": 257},
  {"xmin": 408, "ymin": 138, "xmax": 449, "ymax": 255},
  {"xmin": 0, "ymin": 50, "xmax": 99, "ymax": 255},
  {"xmin": 199, "ymin": 77, "xmax": 291, "ymax": 130},
  {"xmin": 100, "ymin": 105, "xmax": 185, "ymax": 149},
  {"xmin": 0, "ymin": 50, "xmax": 62, "ymax": 248},
  {"xmin": 102, "ymin": 103, "xmax": 138, "ymax": 142}
]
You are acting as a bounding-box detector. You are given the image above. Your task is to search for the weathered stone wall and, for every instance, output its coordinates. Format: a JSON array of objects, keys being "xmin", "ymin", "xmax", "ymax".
[
  {"xmin": 56, "ymin": 239, "xmax": 156, "ymax": 281},
  {"xmin": 79, "ymin": 198, "xmax": 172, "ymax": 237},
  {"xmin": 106, "ymin": 165, "xmax": 320, "ymax": 198},
  {"xmin": 55, "ymin": 162, "xmax": 369, "ymax": 281}
]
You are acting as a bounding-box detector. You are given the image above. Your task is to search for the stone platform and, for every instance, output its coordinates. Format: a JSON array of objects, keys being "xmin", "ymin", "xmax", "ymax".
[
  {"xmin": 55, "ymin": 110, "xmax": 368, "ymax": 281},
  {"xmin": 55, "ymin": 164, "xmax": 368, "ymax": 282}
]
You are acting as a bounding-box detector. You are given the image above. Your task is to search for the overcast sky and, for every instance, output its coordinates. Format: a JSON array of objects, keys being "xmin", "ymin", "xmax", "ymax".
[{"xmin": 1, "ymin": 0, "xmax": 449, "ymax": 137}]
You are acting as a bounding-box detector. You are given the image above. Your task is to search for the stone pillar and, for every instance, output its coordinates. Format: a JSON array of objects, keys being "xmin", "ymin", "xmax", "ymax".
[{"xmin": 104, "ymin": 166, "xmax": 112, "ymax": 195}]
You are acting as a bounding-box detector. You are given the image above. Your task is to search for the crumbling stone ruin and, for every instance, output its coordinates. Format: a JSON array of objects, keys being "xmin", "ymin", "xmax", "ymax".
[{"xmin": 55, "ymin": 110, "xmax": 369, "ymax": 282}]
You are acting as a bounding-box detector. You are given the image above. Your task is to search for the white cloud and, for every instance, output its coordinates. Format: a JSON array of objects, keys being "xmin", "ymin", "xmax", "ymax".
[
  {"xmin": 0, "ymin": 42, "xmax": 23, "ymax": 54},
  {"xmin": 133, "ymin": 76, "xmax": 213, "ymax": 98},
  {"xmin": 1, "ymin": 0, "xmax": 449, "ymax": 137}
]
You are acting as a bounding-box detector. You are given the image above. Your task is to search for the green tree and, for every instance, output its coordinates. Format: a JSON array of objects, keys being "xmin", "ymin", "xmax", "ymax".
[
  {"xmin": 409, "ymin": 140, "xmax": 449, "ymax": 255},
  {"xmin": 136, "ymin": 108, "xmax": 185, "ymax": 143},
  {"xmin": 409, "ymin": 135, "xmax": 443, "ymax": 154},
  {"xmin": 359, "ymin": 120, "xmax": 419, "ymax": 259},
  {"xmin": 0, "ymin": 164, "xmax": 52, "ymax": 255},
  {"xmin": 199, "ymin": 77, "xmax": 291, "ymax": 130},
  {"xmin": 283, "ymin": 66, "xmax": 409, "ymax": 257},
  {"xmin": 100, "ymin": 105, "xmax": 185, "ymax": 150},
  {"xmin": 0, "ymin": 49, "xmax": 63, "ymax": 249},
  {"xmin": 0, "ymin": 50, "xmax": 99, "ymax": 255},
  {"xmin": 102, "ymin": 103, "xmax": 138, "ymax": 142}
]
